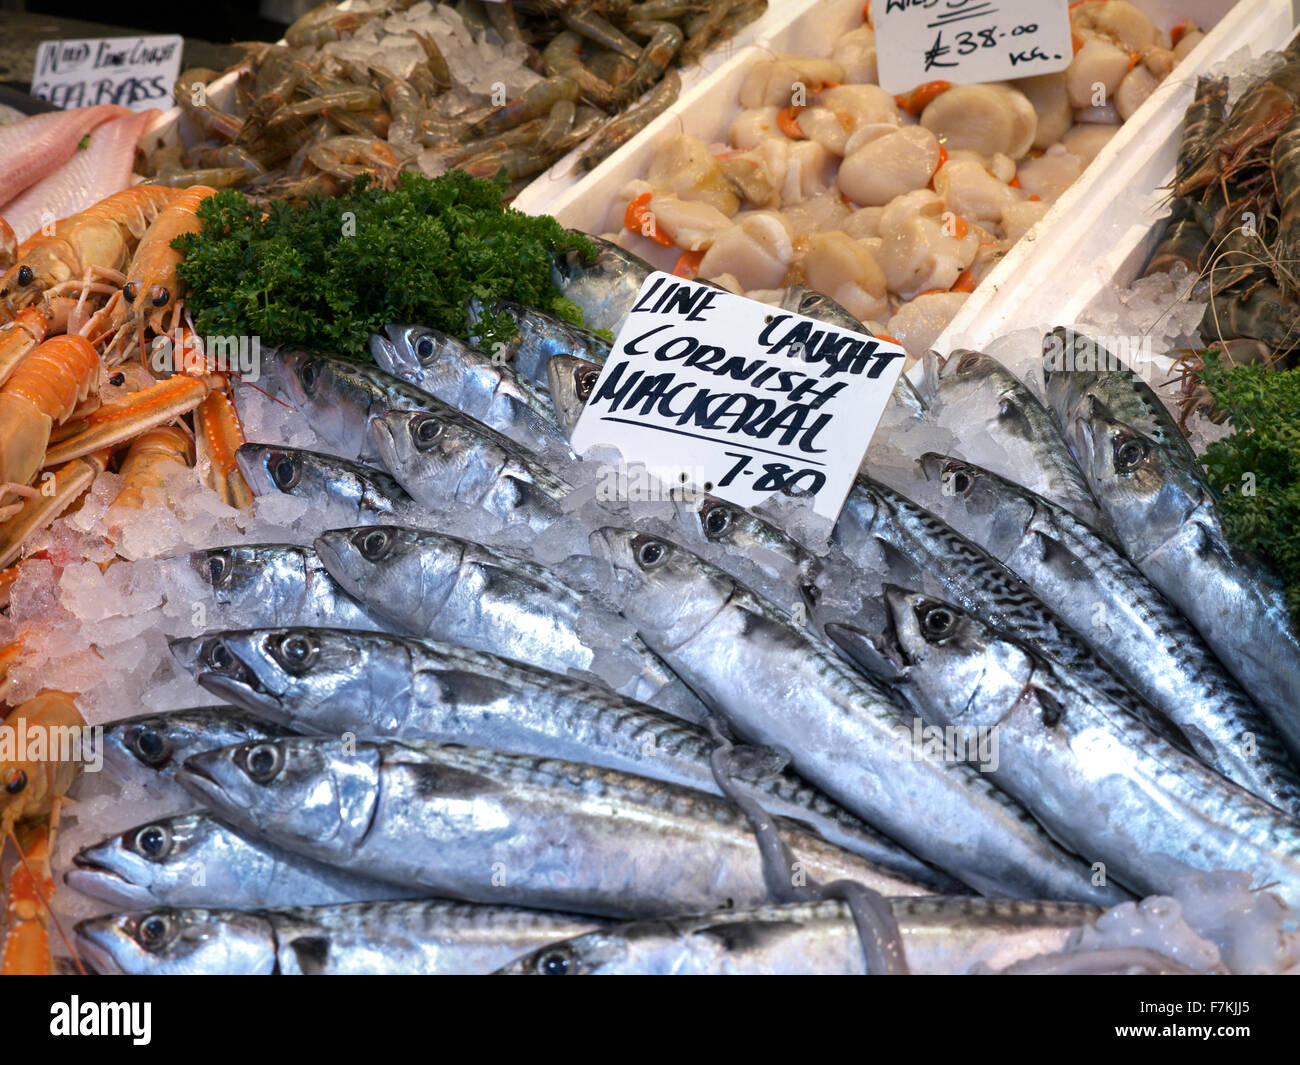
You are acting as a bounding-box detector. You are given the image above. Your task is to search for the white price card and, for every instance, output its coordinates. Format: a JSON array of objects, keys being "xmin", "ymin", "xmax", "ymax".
[
  {"xmin": 31, "ymin": 36, "xmax": 183, "ymax": 112},
  {"xmin": 873, "ymin": 0, "xmax": 1073, "ymax": 95},
  {"xmin": 570, "ymin": 273, "xmax": 906, "ymax": 521}
]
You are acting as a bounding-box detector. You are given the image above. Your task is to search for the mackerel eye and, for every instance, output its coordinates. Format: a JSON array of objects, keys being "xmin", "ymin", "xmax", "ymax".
[
  {"xmin": 576, "ymin": 367, "xmax": 600, "ymax": 399},
  {"xmin": 132, "ymin": 823, "xmax": 173, "ymax": 860},
  {"xmin": 205, "ymin": 639, "xmax": 237, "ymax": 673},
  {"xmin": 207, "ymin": 551, "xmax": 233, "ymax": 587},
  {"xmin": 272, "ymin": 632, "xmax": 317, "ymax": 673},
  {"xmin": 239, "ymin": 742, "xmax": 284, "ymax": 784},
  {"xmin": 944, "ymin": 465, "xmax": 974, "ymax": 496},
  {"xmin": 633, "ymin": 536, "xmax": 668, "ymax": 569},
  {"xmin": 124, "ymin": 281, "xmax": 139, "ymax": 303},
  {"xmin": 299, "ymin": 358, "xmax": 321, "ymax": 393},
  {"xmin": 1114, "ymin": 435, "xmax": 1148, "ymax": 474},
  {"xmin": 17, "ymin": 265, "xmax": 34, "ymax": 287},
  {"xmin": 415, "ymin": 336, "xmax": 435, "ymax": 362},
  {"xmin": 410, "ymin": 415, "xmax": 444, "ymax": 450},
  {"xmin": 151, "ymin": 286, "xmax": 170, "ymax": 308},
  {"xmin": 916, "ymin": 601, "xmax": 957, "ymax": 641},
  {"xmin": 129, "ymin": 725, "xmax": 171, "ymax": 766},
  {"xmin": 535, "ymin": 948, "xmax": 575, "ymax": 975},
  {"xmin": 701, "ymin": 503, "xmax": 732, "ymax": 538},
  {"xmin": 5, "ymin": 768, "xmax": 26, "ymax": 794},
  {"xmin": 955, "ymin": 353, "xmax": 982, "ymax": 374},
  {"xmin": 136, "ymin": 912, "xmax": 177, "ymax": 952},
  {"xmin": 354, "ymin": 527, "xmax": 391, "ymax": 561},
  {"xmin": 271, "ymin": 454, "xmax": 301, "ymax": 491}
]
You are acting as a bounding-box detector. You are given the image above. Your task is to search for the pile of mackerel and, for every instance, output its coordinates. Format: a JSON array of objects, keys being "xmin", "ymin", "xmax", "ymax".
[{"xmin": 69, "ymin": 237, "xmax": 1300, "ymax": 975}]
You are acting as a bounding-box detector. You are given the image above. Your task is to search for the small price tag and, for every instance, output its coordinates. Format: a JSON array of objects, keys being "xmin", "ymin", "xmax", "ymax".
[
  {"xmin": 31, "ymin": 35, "xmax": 183, "ymax": 112},
  {"xmin": 570, "ymin": 273, "xmax": 905, "ymax": 521},
  {"xmin": 873, "ymin": 0, "xmax": 1073, "ymax": 95}
]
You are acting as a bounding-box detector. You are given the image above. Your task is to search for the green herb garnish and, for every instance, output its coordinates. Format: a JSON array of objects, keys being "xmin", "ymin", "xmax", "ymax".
[
  {"xmin": 1197, "ymin": 354, "xmax": 1300, "ymax": 627},
  {"xmin": 175, "ymin": 170, "xmax": 596, "ymax": 356},
  {"xmin": 77, "ymin": 133, "xmax": 90, "ymax": 149}
]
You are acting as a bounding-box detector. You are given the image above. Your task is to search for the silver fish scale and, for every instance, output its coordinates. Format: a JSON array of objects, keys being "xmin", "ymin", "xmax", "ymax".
[{"xmin": 846, "ymin": 477, "xmax": 1194, "ymax": 754}]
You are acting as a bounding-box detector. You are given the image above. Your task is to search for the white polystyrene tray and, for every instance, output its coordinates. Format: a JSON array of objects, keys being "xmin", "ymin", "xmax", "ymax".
[{"xmin": 529, "ymin": 0, "xmax": 1297, "ymax": 359}]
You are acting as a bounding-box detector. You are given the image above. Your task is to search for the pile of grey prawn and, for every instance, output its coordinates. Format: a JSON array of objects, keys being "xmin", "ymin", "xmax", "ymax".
[{"xmin": 33, "ymin": 235, "xmax": 1300, "ymax": 975}]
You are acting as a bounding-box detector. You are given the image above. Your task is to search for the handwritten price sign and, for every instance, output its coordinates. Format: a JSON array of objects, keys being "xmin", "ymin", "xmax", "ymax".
[
  {"xmin": 873, "ymin": 0, "xmax": 1072, "ymax": 95},
  {"xmin": 570, "ymin": 274, "xmax": 906, "ymax": 520}
]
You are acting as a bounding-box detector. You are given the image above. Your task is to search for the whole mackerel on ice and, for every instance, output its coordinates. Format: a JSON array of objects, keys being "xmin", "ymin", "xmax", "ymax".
[
  {"xmin": 76, "ymin": 899, "xmax": 605, "ymax": 975},
  {"xmin": 587, "ymin": 528, "xmax": 1127, "ymax": 905},
  {"xmin": 313, "ymin": 525, "xmax": 709, "ymax": 721},
  {"xmin": 167, "ymin": 625, "xmax": 952, "ymax": 888},
  {"xmin": 68, "ymin": 813, "xmax": 422, "ymax": 910},
  {"xmin": 179, "ymin": 543, "xmax": 392, "ymax": 632},
  {"xmin": 1044, "ymin": 331, "xmax": 1300, "ymax": 755},
  {"xmin": 178, "ymin": 738, "xmax": 934, "ymax": 917},
  {"xmin": 499, "ymin": 897, "xmax": 1104, "ymax": 975},
  {"xmin": 891, "ymin": 453, "xmax": 1300, "ymax": 815},
  {"xmin": 236, "ymin": 443, "xmax": 433, "ymax": 527},
  {"xmin": 368, "ymin": 323, "xmax": 571, "ymax": 460},
  {"xmin": 870, "ymin": 584, "xmax": 1300, "ymax": 907}
]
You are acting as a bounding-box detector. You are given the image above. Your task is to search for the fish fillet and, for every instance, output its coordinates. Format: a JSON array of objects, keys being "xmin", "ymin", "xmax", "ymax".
[
  {"xmin": 0, "ymin": 110, "xmax": 157, "ymax": 243},
  {"xmin": 0, "ymin": 105, "xmax": 131, "ymax": 206}
]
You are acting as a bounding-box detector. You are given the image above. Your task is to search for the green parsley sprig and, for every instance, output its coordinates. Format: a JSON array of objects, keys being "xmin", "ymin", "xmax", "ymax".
[
  {"xmin": 1197, "ymin": 354, "xmax": 1300, "ymax": 627},
  {"xmin": 175, "ymin": 170, "xmax": 595, "ymax": 356}
]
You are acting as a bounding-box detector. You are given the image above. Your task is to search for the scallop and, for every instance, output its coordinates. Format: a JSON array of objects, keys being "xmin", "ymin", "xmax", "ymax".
[
  {"xmin": 647, "ymin": 134, "xmax": 739, "ymax": 215},
  {"xmin": 919, "ymin": 84, "xmax": 1037, "ymax": 160},
  {"xmin": 1016, "ymin": 145, "xmax": 1084, "ymax": 204},
  {"xmin": 1013, "ymin": 72, "xmax": 1073, "ymax": 150},
  {"xmin": 697, "ymin": 212, "xmax": 794, "ymax": 290},
  {"xmin": 738, "ymin": 57, "xmax": 845, "ymax": 109},
  {"xmin": 843, "ymin": 121, "xmax": 902, "ymax": 156},
  {"xmin": 781, "ymin": 140, "xmax": 838, "ymax": 204},
  {"xmin": 796, "ymin": 106, "xmax": 852, "ymax": 156},
  {"xmin": 782, "ymin": 191, "xmax": 852, "ymax": 238},
  {"xmin": 1140, "ymin": 46, "xmax": 1175, "ymax": 81},
  {"xmin": 932, "ymin": 158, "xmax": 1020, "ymax": 226},
  {"xmin": 730, "ymin": 108, "xmax": 786, "ymax": 151},
  {"xmin": 1060, "ymin": 122, "xmax": 1120, "ymax": 165},
  {"xmin": 818, "ymin": 84, "xmax": 901, "ymax": 129},
  {"xmin": 800, "ymin": 232, "xmax": 889, "ymax": 322},
  {"xmin": 838, "ymin": 126, "xmax": 940, "ymax": 207},
  {"xmin": 1073, "ymin": 2, "xmax": 1161, "ymax": 53},
  {"xmin": 1174, "ymin": 28, "xmax": 1205, "ymax": 63},
  {"xmin": 831, "ymin": 24, "xmax": 877, "ymax": 84},
  {"xmin": 1065, "ymin": 38, "xmax": 1132, "ymax": 110},
  {"xmin": 877, "ymin": 195, "xmax": 978, "ymax": 299},
  {"xmin": 647, "ymin": 195, "xmax": 736, "ymax": 251},
  {"xmin": 842, "ymin": 205, "xmax": 885, "ymax": 239},
  {"xmin": 1115, "ymin": 63, "xmax": 1159, "ymax": 121},
  {"xmin": 887, "ymin": 292, "xmax": 969, "ymax": 363},
  {"xmin": 1000, "ymin": 199, "xmax": 1050, "ymax": 243}
]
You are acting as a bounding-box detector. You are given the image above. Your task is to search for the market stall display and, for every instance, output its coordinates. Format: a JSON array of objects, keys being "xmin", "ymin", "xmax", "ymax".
[{"xmin": 1, "ymin": 1, "xmax": 1300, "ymax": 979}]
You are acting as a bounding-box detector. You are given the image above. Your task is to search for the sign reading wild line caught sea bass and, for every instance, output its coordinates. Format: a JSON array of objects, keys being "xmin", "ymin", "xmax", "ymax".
[{"xmin": 570, "ymin": 273, "xmax": 905, "ymax": 521}]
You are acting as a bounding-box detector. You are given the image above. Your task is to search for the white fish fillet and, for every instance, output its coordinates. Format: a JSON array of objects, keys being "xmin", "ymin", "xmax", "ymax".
[
  {"xmin": 0, "ymin": 110, "xmax": 156, "ymax": 243},
  {"xmin": 0, "ymin": 105, "xmax": 131, "ymax": 207}
]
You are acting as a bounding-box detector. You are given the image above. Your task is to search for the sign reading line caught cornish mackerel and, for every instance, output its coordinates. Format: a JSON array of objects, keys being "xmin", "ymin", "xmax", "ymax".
[{"xmin": 569, "ymin": 272, "xmax": 905, "ymax": 520}]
